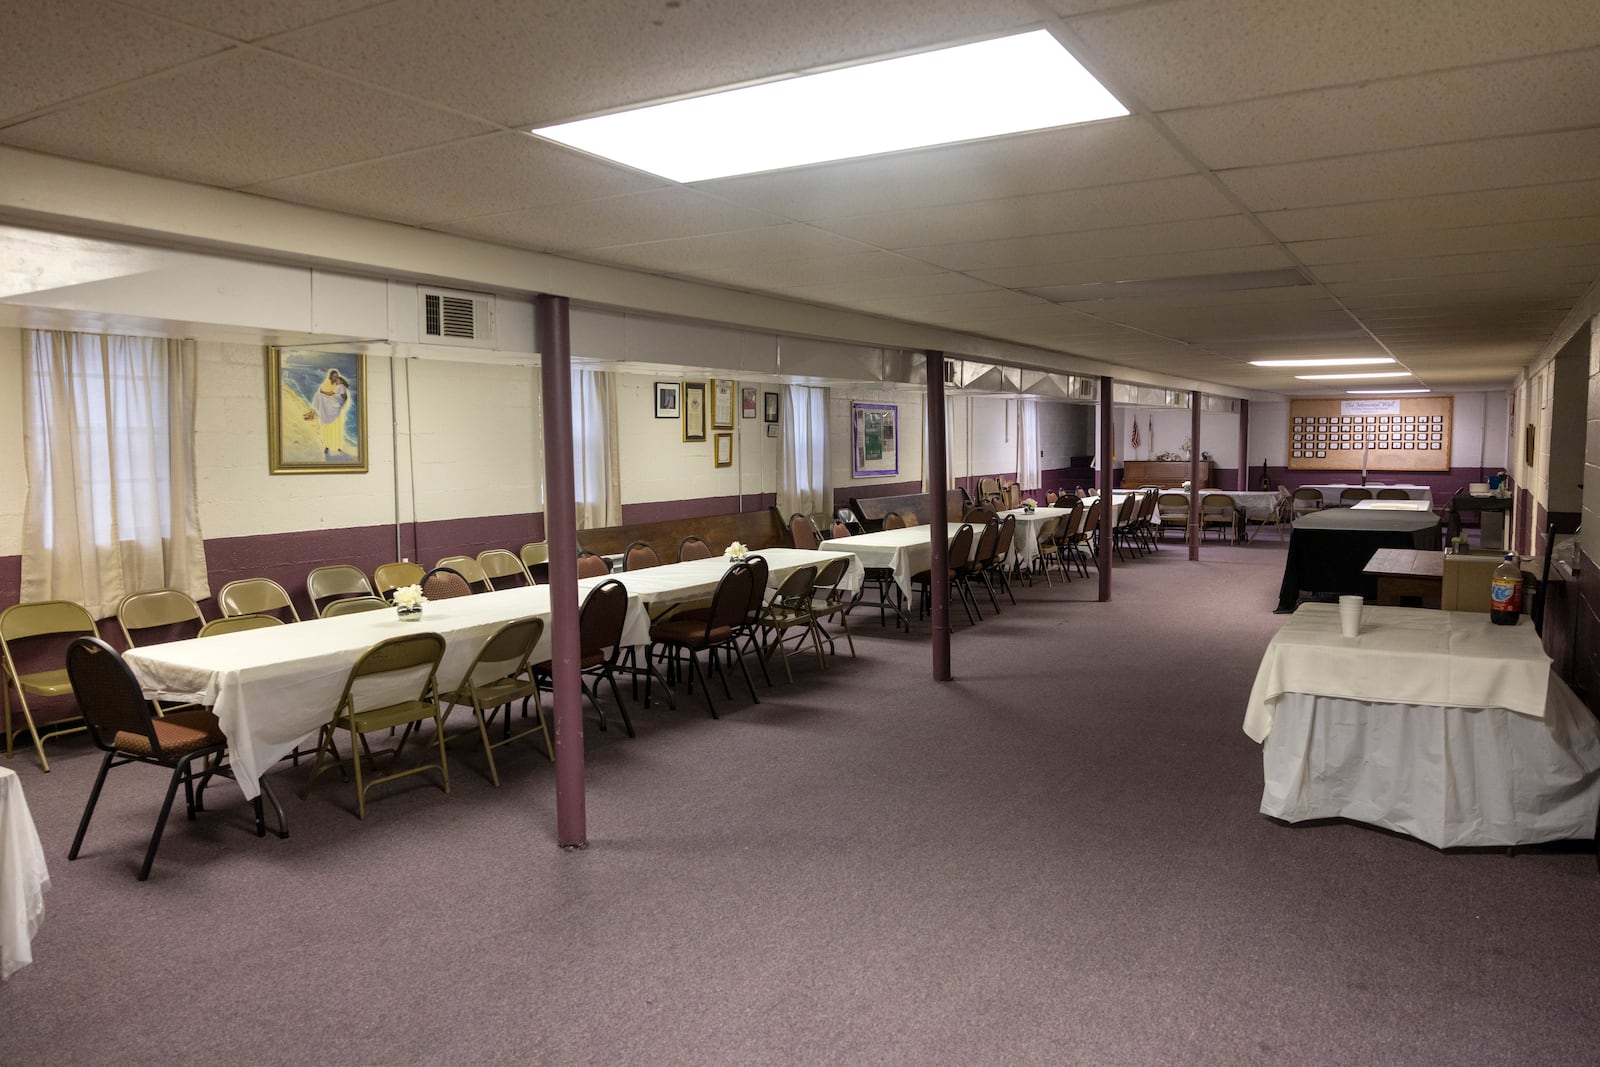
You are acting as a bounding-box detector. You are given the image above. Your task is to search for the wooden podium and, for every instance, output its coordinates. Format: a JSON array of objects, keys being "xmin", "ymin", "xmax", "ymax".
[{"xmin": 1122, "ymin": 459, "xmax": 1214, "ymax": 489}]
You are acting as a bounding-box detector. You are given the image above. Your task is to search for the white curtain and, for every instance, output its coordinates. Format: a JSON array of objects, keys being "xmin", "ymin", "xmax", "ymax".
[
  {"xmin": 779, "ymin": 384, "xmax": 829, "ymax": 520},
  {"xmin": 22, "ymin": 330, "xmax": 208, "ymax": 619},
  {"xmin": 1016, "ymin": 399, "xmax": 1040, "ymax": 493},
  {"xmin": 571, "ymin": 369, "xmax": 622, "ymax": 530}
]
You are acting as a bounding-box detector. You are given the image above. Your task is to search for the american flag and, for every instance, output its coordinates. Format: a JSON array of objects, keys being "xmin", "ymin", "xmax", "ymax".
[{"xmin": 1130, "ymin": 420, "xmax": 1140, "ymax": 449}]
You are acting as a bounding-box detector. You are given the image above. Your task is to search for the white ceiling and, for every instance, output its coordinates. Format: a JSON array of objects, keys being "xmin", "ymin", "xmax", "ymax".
[{"xmin": 3, "ymin": 0, "xmax": 1599, "ymax": 394}]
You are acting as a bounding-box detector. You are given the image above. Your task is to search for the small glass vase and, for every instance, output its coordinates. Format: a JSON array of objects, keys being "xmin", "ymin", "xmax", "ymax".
[{"xmin": 396, "ymin": 603, "xmax": 423, "ymax": 622}]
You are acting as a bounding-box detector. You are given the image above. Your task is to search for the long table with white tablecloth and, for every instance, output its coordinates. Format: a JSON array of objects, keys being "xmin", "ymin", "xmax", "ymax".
[
  {"xmin": 1, "ymin": 766, "xmax": 48, "ymax": 980},
  {"xmin": 821, "ymin": 525, "xmax": 965, "ymax": 601},
  {"xmin": 1244, "ymin": 603, "xmax": 1600, "ymax": 848}
]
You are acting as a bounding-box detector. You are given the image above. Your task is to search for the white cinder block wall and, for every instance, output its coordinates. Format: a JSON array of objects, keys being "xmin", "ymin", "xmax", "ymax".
[
  {"xmin": 0, "ymin": 329, "xmax": 24, "ymax": 556},
  {"xmin": 615, "ymin": 372, "xmax": 779, "ymax": 507},
  {"xmin": 830, "ymin": 386, "xmax": 924, "ymax": 490}
]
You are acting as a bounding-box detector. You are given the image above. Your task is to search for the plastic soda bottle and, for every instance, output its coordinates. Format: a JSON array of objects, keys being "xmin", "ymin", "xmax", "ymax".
[{"xmin": 1490, "ymin": 553, "xmax": 1521, "ymax": 626}]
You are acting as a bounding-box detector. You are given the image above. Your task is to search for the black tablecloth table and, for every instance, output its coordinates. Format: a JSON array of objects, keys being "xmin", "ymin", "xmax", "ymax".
[{"xmin": 1275, "ymin": 509, "xmax": 1443, "ymax": 612}]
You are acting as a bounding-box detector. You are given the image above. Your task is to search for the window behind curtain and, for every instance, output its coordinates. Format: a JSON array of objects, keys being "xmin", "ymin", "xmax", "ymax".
[
  {"xmin": 779, "ymin": 384, "xmax": 829, "ymax": 520},
  {"xmin": 570, "ymin": 369, "xmax": 621, "ymax": 530},
  {"xmin": 22, "ymin": 330, "xmax": 208, "ymax": 618}
]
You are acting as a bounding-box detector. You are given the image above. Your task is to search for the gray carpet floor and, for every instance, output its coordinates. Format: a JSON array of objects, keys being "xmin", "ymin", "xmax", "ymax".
[{"xmin": 4, "ymin": 537, "xmax": 1598, "ymax": 1066}]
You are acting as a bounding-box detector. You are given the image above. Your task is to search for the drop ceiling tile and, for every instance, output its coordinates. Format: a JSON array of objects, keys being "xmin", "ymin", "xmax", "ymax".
[
  {"xmin": 1309, "ymin": 244, "xmax": 1600, "ymax": 284},
  {"xmin": 0, "ymin": 50, "xmax": 492, "ymax": 188},
  {"xmin": 679, "ymin": 252, "xmax": 944, "ymax": 290},
  {"xmin": 1162, "ymin": 49, "xmax": 1600, "ymax": 170},
  {"xmin": 1255, "ymin": 181, "xmax": 1600, "ymax": 242},
  {"xmin": 252, "ymin": 133, "xmax": 665, "ymax": 224},
  {"xmin": 694, "ymin": 121, "xmax": 1194, "ymax": 220},
  {"xmin": 436, "ymin": 186, "xmax": 785, "ymax": 251},
  {"xmin": 264, "ymin": 0, "xmax": 1041, "ymax": 126},
  {"xmin": 1328, "ymin": 269, "xmax": 1600, "ymax": 300},
  {"xmin": 900, "ymin": 215, "xmax": 1264, "ymax": 272},
  {"xmin": 589, "ymin": 224, "xmax": 877, "ymax": 274},
  {"xmin": 810, "ymin": 175, "xmax": 1235, "ymax": 248},
  {"xmin": 1066, "ymin": 0, "xmax": 1600, "ymax": 110},
  {"xmin": 774, "ymin": 273, "xmax": 999, "ymax": 304},
  {"xmin": 0, "ymin": 1, "xmax": 227, "ymax": 120},
  {"xmin": 122, "ymin": 0, "xmax": 378, "ymax": 41},
  {"xmin": 1219, "ymin": 128, "xmax": 1600, "ymax": 211},
  {"xmin": 846, "ymin": 289, "xmax": 1054, "ymax": 317},
  {"xmin": 1291, "ymin": 217, "xmax": 1600, "ymax": 266},
  {"xmin": 972, "ymin": 245, "xmax": 1293, "ymax": 289}
]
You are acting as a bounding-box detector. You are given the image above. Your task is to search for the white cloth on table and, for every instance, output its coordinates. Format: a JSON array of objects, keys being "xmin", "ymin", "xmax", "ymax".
[
  {"xmin": 998, "ymin": 507, "xmax": 1074, "ymax": 569},
  {"xmin": 125, "ymin": 583, "xmax": 650, "ymax": 800},
  {"xmin": 611, "ymin": 548, "xmax": 862, "ymax": 607},
  {"xmin": 1350, "ymin": 499, "xmax": 1431, "ymax": 511},
  {"xmin": 821, "ymin": 525, "xmax": 964, "ymax": 601},
  {"xmin": 1157, "ymin": 490, "xmax": 1281, "ymax": 520},
  {"xmin": 1303, "ymin": 483, "xmax": 1433, "ymax": 508},
  {"xmin": 1, "ymin": 767, "xmax": 49, "ymax": 979},
  {"xmin": 1260, "ymin": 685, "xmax": 1600, "ymax": 848},
  {"xmin": 1244, "ymin": 603, "xmax": 1553, "ymax": 743}
]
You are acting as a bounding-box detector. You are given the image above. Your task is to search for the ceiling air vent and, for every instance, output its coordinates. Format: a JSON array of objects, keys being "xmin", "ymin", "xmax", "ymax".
[{"xmin": 418, "ymin": 286, "xmax": 496, "ymax": 348}]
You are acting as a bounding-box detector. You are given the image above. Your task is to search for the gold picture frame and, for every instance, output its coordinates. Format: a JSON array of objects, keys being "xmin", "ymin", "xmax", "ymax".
[
  {"xmin": 711, "ymin": 378, "xmax": 735, "ymax": 429},
  {"xmin": 267, "ymin": 347, "xmax": 368, "ymax": 474},
  {"xmin": 714, "ymin": 432, "xmax": 733, "ymax": 467},
  {"xmin": 682, "ymin": 381, "xmax": 707, "ymax": 442}
]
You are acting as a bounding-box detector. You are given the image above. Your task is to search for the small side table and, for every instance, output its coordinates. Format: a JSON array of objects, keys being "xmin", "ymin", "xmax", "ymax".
[{"xmin": 1363, "ymin": 547, "xmax": 1444, "ymax": 608}]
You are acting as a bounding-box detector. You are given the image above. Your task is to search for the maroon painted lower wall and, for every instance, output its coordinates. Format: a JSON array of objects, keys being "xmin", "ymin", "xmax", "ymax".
[{"xmin": 0, "ymin": 554, "xmax": 17, "ymax": 610}]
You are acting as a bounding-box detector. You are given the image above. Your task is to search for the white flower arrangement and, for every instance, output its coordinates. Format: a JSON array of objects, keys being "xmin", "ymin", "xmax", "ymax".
[
  {"xmin": 724, "ymin": 540, "xmax": 749, "ymax": 560},
  {"xmin": 392, "ymin": 584, "xmax": 427, "ymax": 609},
  {"xmin": 1021, "ymin": 497, "xmax": 1038, "ymax": 512},
  {"xmin": 1181, "ymin": 480, "xmax": 1192, "ymax": 491}
]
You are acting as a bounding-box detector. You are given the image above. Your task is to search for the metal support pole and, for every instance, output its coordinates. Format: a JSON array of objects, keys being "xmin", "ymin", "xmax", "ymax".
[
  {"xmin": 536, "ymin": 294, "xmax": 586, "ymax": 849},
  {"xmin": 1189, "ymin": 390, "xmax": 1202, "ymax": 561},
  {"xmin": 1097, "ymin": 375, "xmax": 1113, "ymax": 601},
  {"xmin": 1238, "ymin": 398, "xmax": 1250, "ymax": 492},
  {"xmin": 926, "ymin": 351, "xmax": 951, "ymax": 681}
]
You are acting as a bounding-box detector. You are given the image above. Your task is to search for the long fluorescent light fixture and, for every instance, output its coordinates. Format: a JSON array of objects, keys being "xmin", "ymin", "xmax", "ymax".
[
  {"xmin": 531, "ymin": 31, "xmax": 1127, "ymax": 182},
  {"xmin": 1249, "ymin": 357, "xmax": 1395, "ymax": 368},
  {"xmin": 1348, "ymin": 388, "xmax": 1430, "ymax": 394},
  {"xmin": 1294, "ymin": 371, "xmax": 1413, "ymax": 381}
]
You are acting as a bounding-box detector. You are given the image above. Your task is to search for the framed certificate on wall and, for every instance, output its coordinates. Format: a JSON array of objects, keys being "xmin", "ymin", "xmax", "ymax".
[{"xmin": 711, "ymin": 378, "xmax": 735, "ymax": 429}]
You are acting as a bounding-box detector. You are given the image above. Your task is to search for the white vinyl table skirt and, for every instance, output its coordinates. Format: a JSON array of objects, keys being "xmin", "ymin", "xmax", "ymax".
[
  {"xmin": 1260, "ymin": 687, "xmax": 1600, "ymax": 849},
  {"xmin": 0, "ymin": 767, "xmax": 48, "ymax": 979}
]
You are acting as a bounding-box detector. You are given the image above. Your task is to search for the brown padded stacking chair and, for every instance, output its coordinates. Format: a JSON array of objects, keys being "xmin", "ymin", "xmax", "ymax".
[
  {"xmin": 649, "ymin": 562, "xmax": 760, "ymax": 719},
  {"xmin": 66, "ymin": 637, "xmax": 252, "ymax": 881},
  {"xmin": 303, "ymin": 631, "xmax": 450, "ymax": 819},
  {"xmin": 438, "ymin": 616, "xmax": 549, "ymax": 786},
  {"xmin": 2, "ymin": 600, "xmax": 99, "ymax": 770},
  {"xmin": 536, "ymin": 579, "xmax": 637, "ymax": 737},
  {"xmin": 831, "ymin": 520, "xmax": 850, "ymax": 540},
  {"xmin": 421, "ymin": 566, "xmax": 473, "ymax": 600},
  {"xmin": 883, "ymin": 511, "xmax": 907, "ymax": 530},
  {"xmin": 576, "ymin": 551, "xmax": 611, "ymax": 578},
  {"xmin": 789, "ymin": 513, "xmax": 820, "ymax": 551},
  {"xmin": 218, "ymin": 578, "xmax": 300, "ymax": 622},
  {"xmin": 624, "ymin": 541, "xmax": 662, "ymax": 571},
  {"xmin": 677, "ymin": 536, "xmax": 712, "ymax": 561},
  {"xmin": 306, "ymin": 564, "xmax": 375, "ymax": 616},
  {"xmin": 435, "ymin": 555, "xmax": 492, "ymax": 592}
]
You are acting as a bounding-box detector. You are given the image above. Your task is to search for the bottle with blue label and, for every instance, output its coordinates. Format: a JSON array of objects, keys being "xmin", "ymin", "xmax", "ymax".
[{"xmin": 1490, "ymin": 553, "xmax": 1521, "ymax": 625}]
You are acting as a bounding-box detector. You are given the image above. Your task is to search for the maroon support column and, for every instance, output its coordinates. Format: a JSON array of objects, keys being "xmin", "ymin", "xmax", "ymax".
[
  {"xmin": 926, "ymin": 351, "xmax": 951, "ymax": 681},
  {"xmin": 1097, "ymin": 375, "xmax": 1113, "ymax": 601},
  {"xmin": 1189, "ymin": 390, "xmax": 1202, "ymax": 562},
  {"xmin": 1238, "ymin": 398, "xmax": 1250, "ymax": 492},
  {"xmin": 536, "ymin": 294, "xmax": 586, "ymax": 849}
]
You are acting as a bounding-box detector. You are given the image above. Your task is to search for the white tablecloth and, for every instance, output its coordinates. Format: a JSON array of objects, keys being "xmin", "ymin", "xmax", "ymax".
[
  {"xmin": 1, "ymin": 766, "xmax": 48, "ymax": 980},
  {"xmin": 1350, "ymin": 499, "xmax": 1432, "ymax": 511},
  {"xmin": 1244, "ymin": 604, "xmax": 1600, "ymax": 848},
  {"xmin": 998, "ymin": 507, "xmax": 1075, "ymax": 569},
  {"xmin": 126, "ymin": 583, "xmax": 651, "ymax": 800},
  {"xmin": 821, "ymin": 525, "xmax": 965, "ymax": 600},
  {"xmin": 1158, "ymin": 490, "xmax": 1282, "ymax": 519},
  {"xmin": 614, "ymin": 548, "xmax": 862, "ymax": 606},
  {"xmin": 1304, "ymin": 483, "xmax": 1434, "ymax": 508},
  {"xmin": 1244, "ymin": 603, "xmax": 1553, "ymax": 743}
]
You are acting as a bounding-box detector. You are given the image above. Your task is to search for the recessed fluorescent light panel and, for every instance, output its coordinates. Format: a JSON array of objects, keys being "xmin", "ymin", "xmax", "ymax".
[
  {"xmin": 1249, "ymin": 357, "xmax": 1396, "ymax": 368},
  {"xmin": 531, "ymin": 30, "xmax": 1127, "ymax": 182},
  {"xmin": 1294, "ymin": 371, "xmax": 1414, "ymax": 381},
  {"xmin": 1348, "ymin": 388, "xmax": 1430, "ymax": 394}
]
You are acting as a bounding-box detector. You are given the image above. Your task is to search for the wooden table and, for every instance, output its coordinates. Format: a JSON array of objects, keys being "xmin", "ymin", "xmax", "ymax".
[{"xmin": 1363, "ymin": 548, "xmax": 1443, "ymax": 608}]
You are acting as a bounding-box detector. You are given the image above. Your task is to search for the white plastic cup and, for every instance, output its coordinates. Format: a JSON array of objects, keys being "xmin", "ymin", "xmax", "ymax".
[{"xmin": 1338, "ymin": 595, "xmax": 1363, "ymax": 638}]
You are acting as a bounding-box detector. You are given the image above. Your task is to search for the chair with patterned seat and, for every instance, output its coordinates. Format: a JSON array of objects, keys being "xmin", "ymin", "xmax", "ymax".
[
  {"xmin": 65, "ymin": 637, "xmax": 253, "ymax": 880},
  {"xmin": 421, "ymin": 566, "xmax": 473, "ymax": 601},
  {"xmin": 789, "ymin": 513, "xmax": 822, "ymax": 551},
  {"xmin": 536, "ymin": 579, "xmax": 638, "ymax": 736},
  {"xmin": 576, "ymin": 551, "xmax": 611, "ymax": 578},
  {"xmin": 648, "ymin": 562, "xmax": 760, "ymax": 719},
  {"xmin": 883, "ymin": 511, "xmax": 907, "ymax": 531},
  {"xmin": 435, "ymin": 555, "xmax": 492, "ymax": 593},
  {"xmin": 2, "ymin": 600, "xmax": 98, "ymax": 771},
  {"xmin": 677, "ymin": 536, "xmax": 712, "ymax": 562},
  {"xmin": 623, "ymin": 541, "xmax": 661, "ymax": 572}
]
